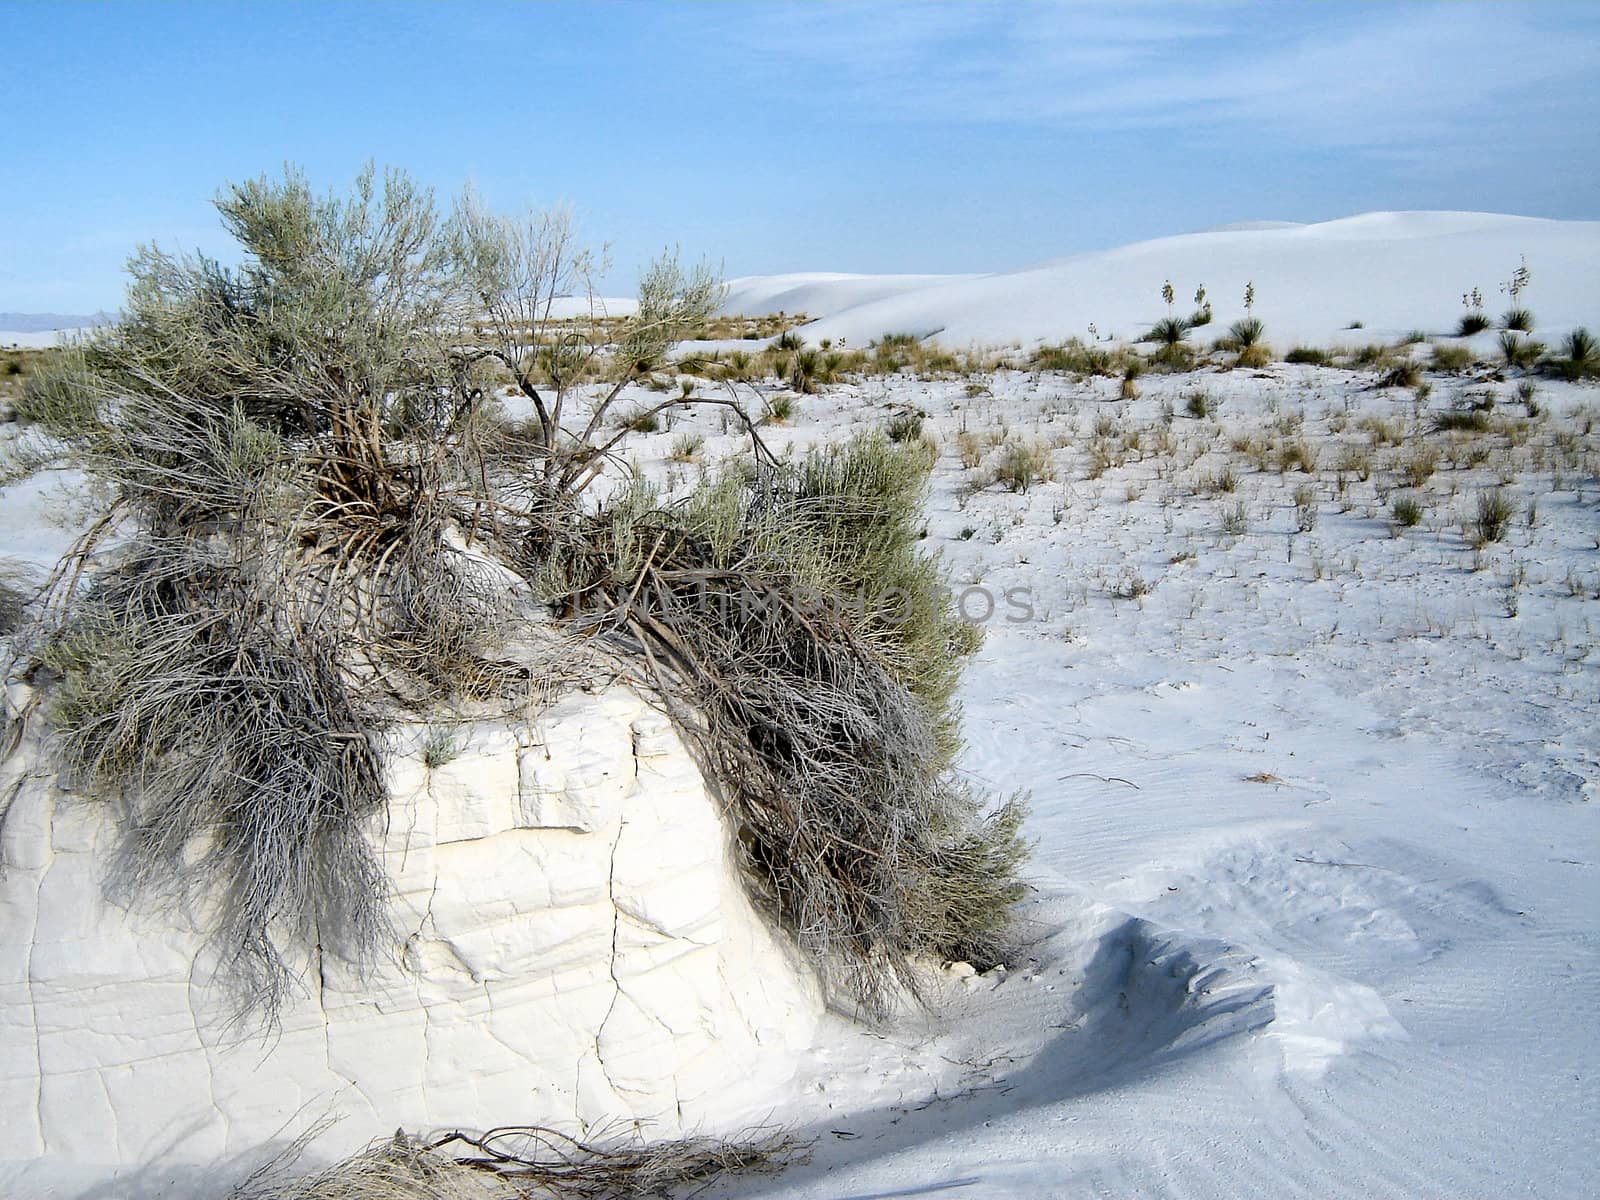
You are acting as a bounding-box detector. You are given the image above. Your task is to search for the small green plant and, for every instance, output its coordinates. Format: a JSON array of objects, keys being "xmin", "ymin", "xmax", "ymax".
[
  {"xmin": 1184, "ymin": 388, "xmax": 1214, "ymax": 418},
  {"xmin": 1378, "ymin": 360, "xmax": 1422, "ymax": 389},
  {"xmin": 668, "ymin": 432, "xmax": 704, "ymax": 462},
  {"xmin": 1146, "ymin": 315, "xmax": 1190, "ymax": 347},
  {"xmin": 885, "ymin": 410, "xmax": 924, "ymax": 443},
  {"xmin": 1220, "ymin": 317, "xmax": 1268, "ymax": 367},
  {"xmin": 1471, "ymin": 488, "xmax": 1514, "ymax": 545},
  {"xmin": 1391, "ymin": 493, "xmax": 1423, "ymax": 528},
  {"xmin": 421, "ymin": 726, "xmax": 464, "ymax": 768},
  {"xmin": 1557, "ymin": 327, "xmax": 1598, "ymax": 379},
  {"xmin": 1498, "ymin": 331, "xmax": 1542, "ymax": 369},
  {"xmin": 994, "ymin": 437, "xmax": 1052, "ymax": 493},
  {"xmin": 763, "ymin": 392, "xmax": 796, "ymax": 423},
  {"xmin": 1285, "ymin": 346, "xmax": 1330, "ymax": 366},
  {"xmin": 621, "ymin": 407, "xmax": 662, "ymax": 433},
  {"xmin": 1120, "ymin": 359, "xmax": 1143, "ymax": 399}
]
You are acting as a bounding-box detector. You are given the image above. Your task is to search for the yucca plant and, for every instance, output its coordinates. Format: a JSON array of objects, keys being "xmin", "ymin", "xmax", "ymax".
[{"xmin": 1559, "ymin": 327, "xmax": 1598, "ymax": 378}]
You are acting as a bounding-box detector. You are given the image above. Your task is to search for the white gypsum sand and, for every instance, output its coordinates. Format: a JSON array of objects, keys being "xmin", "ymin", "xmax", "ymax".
[{"xmin": 1, "ymin": 211, "xmax": 1595, "ymax": 1198}]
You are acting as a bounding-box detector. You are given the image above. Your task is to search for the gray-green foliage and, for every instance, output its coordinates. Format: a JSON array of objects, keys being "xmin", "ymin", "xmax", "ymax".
[
  {"xmin": 4, "ymin": 166, "xmax": 1025, "ymax": 1022},
  {"xmin": 526, "ymin": 434, "xmax": 1023, "ymax": 1011},
  {"xmin": 4, "ymin": 167, "xmax": 728, "ymax": 1017}
]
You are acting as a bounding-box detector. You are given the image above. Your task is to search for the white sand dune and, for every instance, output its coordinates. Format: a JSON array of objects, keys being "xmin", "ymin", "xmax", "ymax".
[{"xmin": 721, "ymin": 211, "xmax": 1600, "ymax": 350}]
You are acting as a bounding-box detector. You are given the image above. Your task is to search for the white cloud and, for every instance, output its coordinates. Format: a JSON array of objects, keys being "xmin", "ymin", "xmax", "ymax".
[{"xmin": 720, "ymin": 1, "xmax": 1600, "ymax": 160}]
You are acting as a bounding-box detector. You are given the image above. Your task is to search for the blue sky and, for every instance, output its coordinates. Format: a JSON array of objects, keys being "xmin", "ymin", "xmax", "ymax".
[{"xmin": 3, "ymin": 0, "xmax": 1597, "ymax": 312}]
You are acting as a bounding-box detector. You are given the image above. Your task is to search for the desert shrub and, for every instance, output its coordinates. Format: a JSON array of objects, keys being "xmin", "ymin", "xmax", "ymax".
[
  {"xmin": 1220, "ymin": 500, "xmax": 1248, "ymax": 536},
  {"xmin": 6, "ymin": 167, "xmax": 1024, "ymax": 1022},
  {"xmin": 1285, "ymin": 346, "xmax": 1330, "ymax": 366},
  {"xmin": 1184, "ymin": 388, "xmax": 1214, "ymax": 418},
  {"xmin": 229, "ymin": 1125, "xmax": 803, "ymax": 1200},
  {"xmin": 774, "ymin": 329, "xmax": 805, "ymax": 351},
  {"xmin": 1457, "ymin": 311, "xmax": 1492, "ymax": 336},
  {"xmin": 535, "ymin": 435, "xmax": 1024, "ymax": 1008},
  {"xmin": 1501, "ymin": 307, "xmax": 1534, "ymax": 332},
  {"xmin": 1432, "ymin": 343, "xmax": 1473, "ymax": 372}
]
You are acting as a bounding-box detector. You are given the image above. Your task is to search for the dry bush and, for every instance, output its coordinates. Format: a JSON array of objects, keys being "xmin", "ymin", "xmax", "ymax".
[
  {"xmin": 526, "ymin": 435, "xmax": 1025, "ymax": 1012},
  {"xmin": 228, "ymin": 1125, "xmax": 803, "ymax": 1200},
  {"xmin": 3, "ymin": 166, "xmax": 1027, "ymax": 1023}
]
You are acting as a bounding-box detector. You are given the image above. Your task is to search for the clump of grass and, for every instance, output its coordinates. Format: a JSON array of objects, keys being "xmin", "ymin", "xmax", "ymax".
[
  {"xmin": 1434, "ymin": 408, "xmax": 1489, "ymax": 432},
  {"xmin": 621, "ymin": 406, "xmax": 661, "ymax": 433},
  {"xmin": 1401, "ymin": 446, "xmax": 1440, "ymax": 487},
  {"xmin": 1501, "ymin": 307, "xmax": 1534, "ymax": 332},
  {"xmin": 421, "ymin": 726, "xmax": 464, "ymax": 768},
  {"xmin": 1498, "ymin": 331, "xmax": 1543, "ymax": 369},
  {"xmin": 1277, "ymin": 439, "xmax": 1317, "ymax": 474},
  {"xmin": 1432, "ymin": 343, "xmax": 1473, "ymax": 372},
  {"xmin": 993, "ymin": 437, "xmax": 1052, "ymax": 493},
  {"xmin": 1220, "ymin": 500, "xmax": 1249, "ymax": 536},
  {"xmin": 1377, "ymin": 360, "xmax": 1422, "ymax": 389},
  {"xmin": 1457, "ymin": 311, "xmax": 1492, "ymax": 336},
  {"xmin": 1285, "ymin": 346, "xmax": 1330, "ymax": 366},
  {"xmin": 1183, "ymin": 388, "xmax": 1214, "ymax": 418},
  {"xmin": 763, "ymin": 392, "xmax": 797, "ymax": 423},
  {"xmin": 886, "ymin": 410, "xmax": 924, "ymax": 443},
  {"xmin": 1031, "ymin": 338, "xmax": 1116, "ymax": 377},
  {"xmin": 1391, "ymin": 493, "xmax": 1424, "ymax": 529},
  {"xmin": 668, "ymin": 431, "xmax": 704, "ymax": 462},
  {"xmin": 1471, "ymin": 488, "xmax": 1514, "ymax": 545},
  {"xmin": 1119, "ymin": 359, "xmax": 1143, "ymax": 400}
]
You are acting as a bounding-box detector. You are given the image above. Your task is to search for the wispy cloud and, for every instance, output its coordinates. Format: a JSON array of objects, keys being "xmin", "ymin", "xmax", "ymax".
[{"xmin": 720, "ymin": 1, "xmax": 1600, "ymax": 160}]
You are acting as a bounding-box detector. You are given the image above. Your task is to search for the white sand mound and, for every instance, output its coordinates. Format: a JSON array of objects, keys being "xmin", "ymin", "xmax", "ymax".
[
  {"xmin": 724, "ymin": 211, "xmax": 1600, "ymax": 350},
  {"xmin": 0, "ymin": 684, "xmax": 820, "ymax": 1196}
]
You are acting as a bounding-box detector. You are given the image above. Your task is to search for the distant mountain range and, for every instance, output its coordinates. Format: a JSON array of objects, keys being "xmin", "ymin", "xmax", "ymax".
[{"xmin": 0, "ymin": 312, "xmax": 113, "ymax": 333}]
